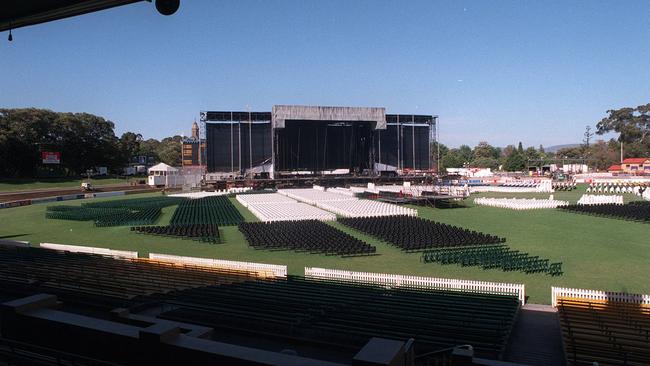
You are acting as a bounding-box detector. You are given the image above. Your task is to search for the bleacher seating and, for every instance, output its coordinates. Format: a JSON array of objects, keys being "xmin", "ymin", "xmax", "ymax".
[
  {"xmin": 0, "ymin": 245, "xmax": 258, "ymax": 309},
  {"xmin": 339, "ymin": 216, "xmax": 505, "ymax": 251},
  {"xmin": 560, "ymin": 201, "xmax": 650, "ymax": 222},
  {"xmin": 557, "ymin": 297, "xmax": 650, "ymax": 366},
  {"xmin": 421, "ymin": 245, "xmax": 563, "ymax": 276},
  {"xmin": 238, "ymin": 220, "xmax": 376, "ymax": 256},
  {"xmin": 160, "ymin": 277, "xmax": 520, "ymax": 359}
]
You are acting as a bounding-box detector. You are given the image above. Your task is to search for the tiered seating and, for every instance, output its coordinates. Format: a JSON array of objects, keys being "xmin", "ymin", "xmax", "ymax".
[
  {"xmin": 421, "ymin": 245, "xmax": 563, "ymax": 276},
  {"xmin": 238, "ymin": 220, "xmax": 376, "ymax": 256},
  {"xmin": 160, "ymin": 277, "xmax": 520, "ymax": 359},
  {"xmin": 577, "ymin": 194, "xmax": 624, "ymax": 205},
  {"xmin": 0, "ymin": 245, "xmax": 258, "ymax": 309},
  {"xmin": 170, "ymin": 196, "xmax": 243, "ymax": 226},
  {"xmin": 316, "ymin": 199, "xmax": 417, "ymax": 217},
  {"xmin": 474, "ymin": 197, "xmax": 569, "ymax": 210},
  {"xmin": 339, "ymin": 216, "xmax": 505, "ymax": 251},
  {"xmin": 558, "ymin": 297, "xmax": 650, "ymax": 366},
  {"xmin": 131, "ymin": 224, "xmax": 221, "ymax": 243},
  {"xmin": 560, "ymin": 201, "xmax": 650, "ymax": 222}
]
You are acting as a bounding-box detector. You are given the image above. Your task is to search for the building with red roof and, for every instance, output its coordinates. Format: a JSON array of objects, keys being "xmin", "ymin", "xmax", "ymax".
[{"xmin": 619, "ymin": 158, "xmax": 650, "ymax": 175}]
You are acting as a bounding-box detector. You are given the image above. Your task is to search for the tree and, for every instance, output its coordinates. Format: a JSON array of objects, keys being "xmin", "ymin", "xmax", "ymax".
[
  {"xmin": 457, "ymin": 145, "xmax": 473, "ymax": 165},
  {"xmin": 441, "ymin": 148, "xmax": 465, "ymax": 170},
  {"xmin": 471, "ymin": 157, "xmax": 499, "ymax": 170},
  {"xmin": 473, "ymin": 141, "xmax": 497, "ymax": 160},
  {"xmin": 503, "ymin": 151, "xmax": 526, "ymax": 171},
  {"xmin": 157, "ymin": 135, "xmax": 183, "ymax": 166},
  {"xmin": 119, "ymin": 132, "xmax": 142, "ymax": 163},
  {"xmin": 596, "ymin": 103, "xmax": 650, "ymax": 145},
  {"xmin": 583, "ymin": 125, "xmax": 594, "ymax": 148},
  {"xmin": 589, "ymin": 140, "xmax": 619, "ymax": 170},
  {"xmin": 0, "ymin": 108, "xmax": 123, "ymax": 177}
]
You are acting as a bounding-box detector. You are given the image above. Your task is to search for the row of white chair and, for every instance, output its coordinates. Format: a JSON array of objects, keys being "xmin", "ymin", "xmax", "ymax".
[
  {"xmin": 315, "ymin": 199, "xmax": 417, "ymax": 218},
  {"xmin": 277, "ymin": 188, "xmax": 357, "ymax": 205},
  {"xmin": 577, "ymin": 194, "xmax": 624, "ymax": 206},
  {"xmin": 235, "ymin": 193, "xmax": 296, "ymax": 208},
  {"xmin": 246, "ymin": 202, "xmax": 336, "ymax": 222},
  {"xmin": 170, "ymin": 187, "xmax": 253, "ymax": 199},
  {"xmin": 473, "ymin": 197, "xmax": 569, "ymax": 210}
]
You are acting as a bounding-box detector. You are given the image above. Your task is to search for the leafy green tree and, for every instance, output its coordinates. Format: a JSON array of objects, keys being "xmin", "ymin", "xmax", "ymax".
[{"xmin": 503, "ymin": 151, "xmax": 526, "ymax": 171}]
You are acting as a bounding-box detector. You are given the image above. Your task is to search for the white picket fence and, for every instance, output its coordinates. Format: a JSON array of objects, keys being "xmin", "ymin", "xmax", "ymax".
[
  {"xmin": 149, "ymin": 253, "xmax": 287, "ymax": 278},
  {"xmin": 551, "ymin": 287, "xmax": 650, "ymax": 307},
  {"xmin": 40, "ymin": 243, "xmax": 138, "ymax": 258},
  {"xmin": 305, "ymin": 267, "xmax": 525, "ymax": 305}
]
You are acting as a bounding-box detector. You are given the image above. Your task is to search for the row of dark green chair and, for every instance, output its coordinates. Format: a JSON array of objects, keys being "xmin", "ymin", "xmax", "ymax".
[
  {"xmin": 421, "ymin": 246, "xmax": 563, "ymax": 276},
  {"xmin": 94, "ymin": 207, "xmax": 161, "ymax": 227},
  {"xmin": 238, "ymin": 220, "xmax": 376, "ymax": 256},
  {"xmin": 131, "ymin": 224, "xmax": 221, "ymax": 244},
  {"xmin": 46, "ymin": 205, "xmax": 162, "ymax": 227},
  {"xmin": 339, "ymin": 215, "xmax": 505, "ymax": 251},
  {"xmin": 170, "ymin": 196, "xmax": 243, "ymax": 226},
  {"xmin": 83, "ymin": 196, "xmax": 185, "ymax": 210},
  {"xmin": 559, "ymin": 201, "xmax": 650, "ymax": 223}
]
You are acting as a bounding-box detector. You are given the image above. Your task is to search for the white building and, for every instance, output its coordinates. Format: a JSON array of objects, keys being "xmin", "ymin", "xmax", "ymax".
[{"xmin": 147, "ymin": 163, "xmax": 183, "ymax": 188}]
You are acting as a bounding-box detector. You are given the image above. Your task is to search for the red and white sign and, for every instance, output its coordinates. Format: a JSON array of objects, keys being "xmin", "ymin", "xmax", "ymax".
[{"xmin": 41, "ymin": 151, "xmax": 61, "ymax": 164}]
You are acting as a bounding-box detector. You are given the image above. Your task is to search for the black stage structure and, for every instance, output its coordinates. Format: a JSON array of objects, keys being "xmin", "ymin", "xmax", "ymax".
[{"xmin": 201, "ymin": 105, "xmax": 437, "ymax": 179}]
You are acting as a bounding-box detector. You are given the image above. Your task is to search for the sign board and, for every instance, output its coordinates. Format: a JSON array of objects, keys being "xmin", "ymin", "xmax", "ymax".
[{"xmin": 41, "ymin": 151, "xmax": 61, "ymax": 164}]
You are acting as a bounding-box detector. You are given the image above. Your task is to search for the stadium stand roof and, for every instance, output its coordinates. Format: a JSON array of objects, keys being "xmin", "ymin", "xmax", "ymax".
[{"xmin": 0, "ymin": 0, "xmax": 179, "ymax": 33}]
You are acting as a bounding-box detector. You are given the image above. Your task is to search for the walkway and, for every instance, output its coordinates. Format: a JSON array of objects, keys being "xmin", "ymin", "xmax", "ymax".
[{"xmin": 504, "ymin": 303, "xmax": 566, "ymax": 366}]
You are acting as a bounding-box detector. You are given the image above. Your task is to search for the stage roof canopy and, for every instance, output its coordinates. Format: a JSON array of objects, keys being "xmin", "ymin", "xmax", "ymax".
[{"xmin": 272, "ymin": 105, "xmax": 386, "ymax": 130}]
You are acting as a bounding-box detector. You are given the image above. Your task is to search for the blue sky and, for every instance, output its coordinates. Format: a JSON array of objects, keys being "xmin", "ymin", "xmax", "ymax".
[{"xmin": 1, "ymin": 0, "xmax": 648, "ymax": 147}]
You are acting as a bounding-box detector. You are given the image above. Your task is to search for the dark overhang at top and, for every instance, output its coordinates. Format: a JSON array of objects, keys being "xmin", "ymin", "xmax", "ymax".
[{"xmin": 0, "ymin": 0, "xmax": 179, "ymax": 33}]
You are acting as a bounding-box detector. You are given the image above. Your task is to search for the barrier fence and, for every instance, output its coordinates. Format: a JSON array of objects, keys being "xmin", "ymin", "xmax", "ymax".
[
  {"xmin": 305, "ymin": 267, "xmax": 525, "ymax": 305},
  {"xmin": 40, "ymin": 243, "xmax": 138, "ymax": 259},
  {"xmin": 551, "ymin": 286, "xmax": 650, "ymax": 307},
  {"xmin": 148, "ymin": 253, "xmax": 287, "ymax": 278},
  {"xmin": 0, "ymin": 191, "xmax": 128, "ymax": 210}
]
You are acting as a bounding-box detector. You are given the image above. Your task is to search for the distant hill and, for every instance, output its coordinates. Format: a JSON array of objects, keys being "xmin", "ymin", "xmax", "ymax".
[{"xmin": 544, "ymin": 144, "xmax": 581, "ymax": 153}]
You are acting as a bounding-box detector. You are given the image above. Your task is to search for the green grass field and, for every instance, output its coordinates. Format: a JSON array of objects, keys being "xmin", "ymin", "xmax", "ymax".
[
  {"xmin": 0, "ymin": 187, "xmax": 647, "ymax": 304},
  {"xmin": 0, "ymin": 177, "xmax": 137, "ymax": 192}
]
